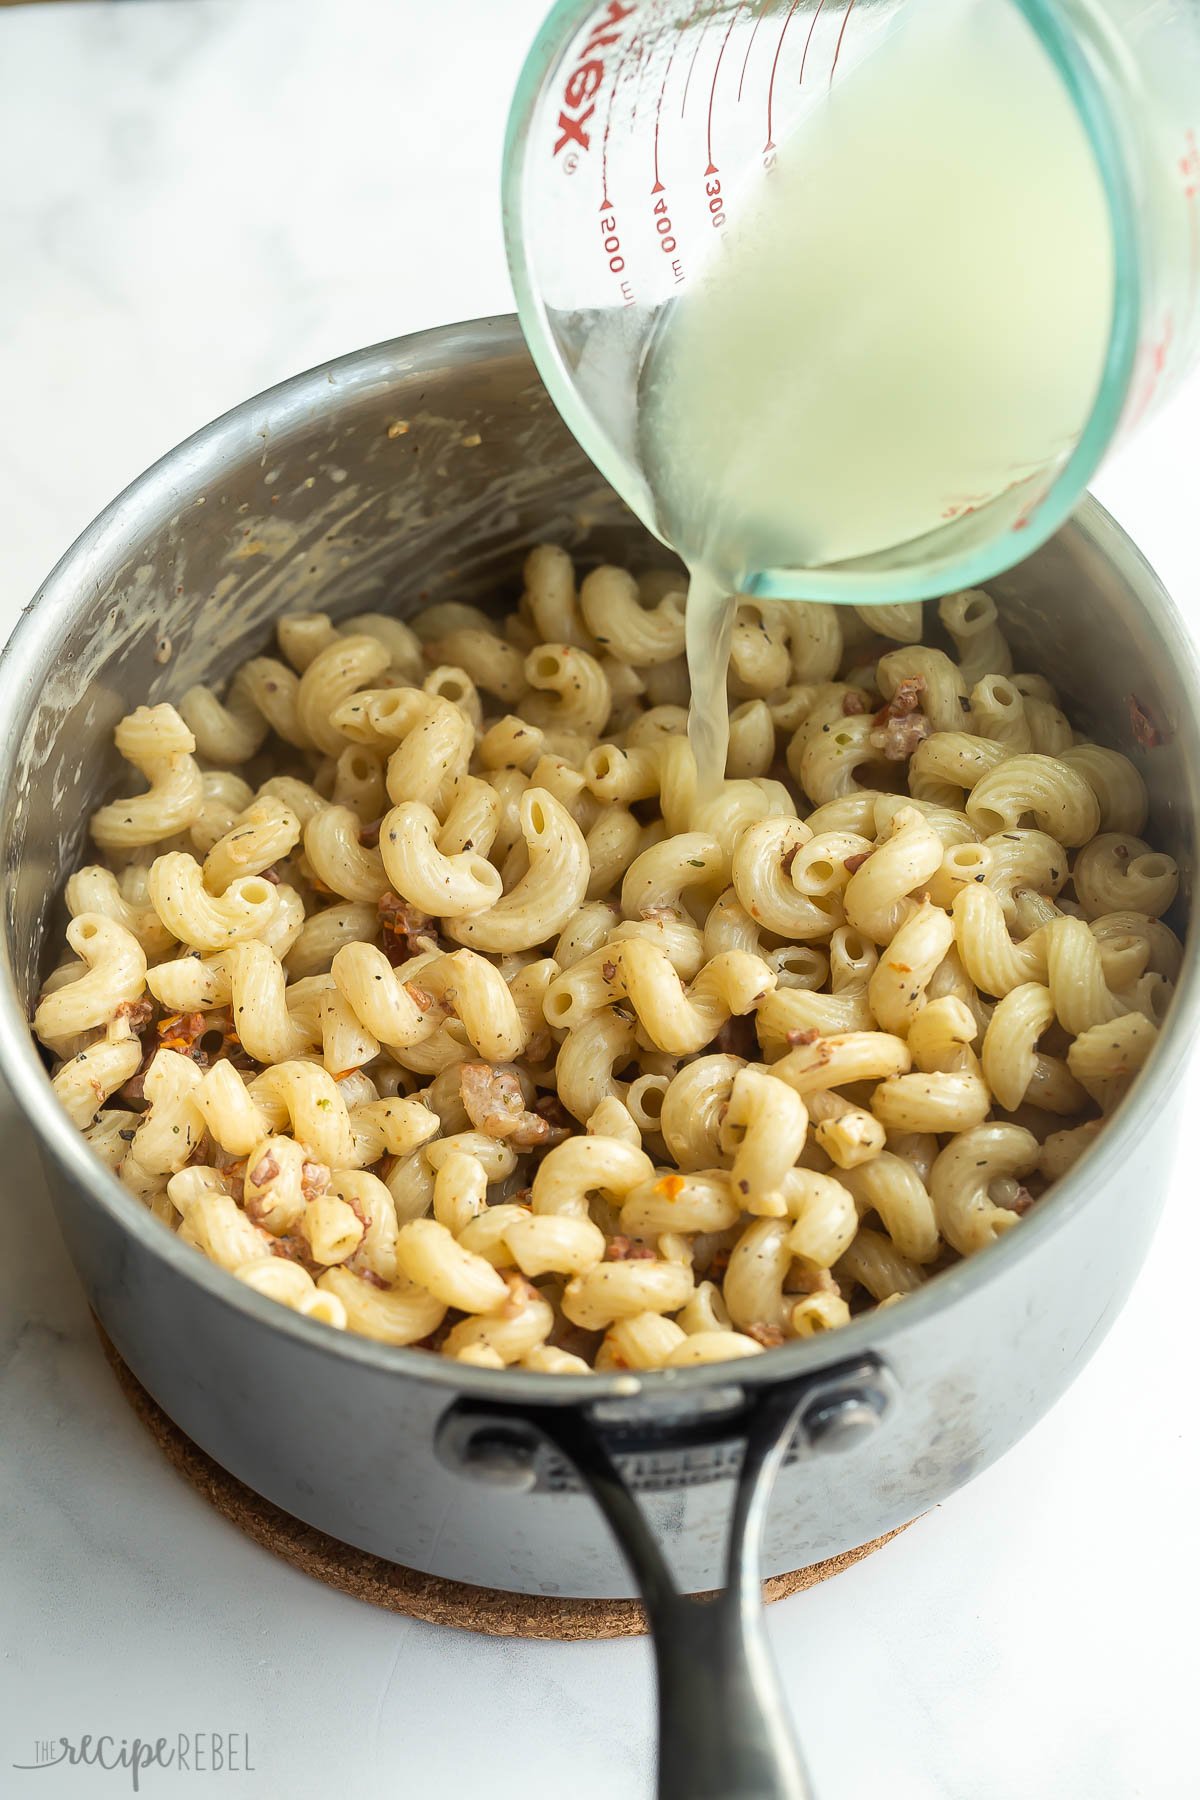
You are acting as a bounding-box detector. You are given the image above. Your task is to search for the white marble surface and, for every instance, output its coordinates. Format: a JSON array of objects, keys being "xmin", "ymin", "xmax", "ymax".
[{"xmin": 1, "ymin": 3, "xmax": 1198, "ymax": 1796}]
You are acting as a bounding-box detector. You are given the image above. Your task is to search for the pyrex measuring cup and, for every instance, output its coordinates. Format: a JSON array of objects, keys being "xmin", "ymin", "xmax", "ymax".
[{"xmin": 504, "ymin": 0, "xmax": 1200, "ymax": 604}]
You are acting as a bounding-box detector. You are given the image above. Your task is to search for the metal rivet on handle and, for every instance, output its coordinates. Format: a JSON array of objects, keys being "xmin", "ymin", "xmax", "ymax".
[
  {"xmin": 459, "ymin": 1426, "xmax": 540, "ymax": 1490},
  {"xmin": 801, "ymin": 1389, "xmax": 887, "ymax": 1454}
]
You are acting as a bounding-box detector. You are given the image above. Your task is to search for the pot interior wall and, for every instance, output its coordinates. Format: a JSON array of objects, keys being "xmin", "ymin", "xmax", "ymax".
[{"xmin": 4, "ymin": 326, "xmax": 1194, "ymax": 1009}]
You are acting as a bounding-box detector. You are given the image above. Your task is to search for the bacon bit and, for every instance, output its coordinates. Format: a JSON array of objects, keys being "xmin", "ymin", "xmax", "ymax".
[
  {"xmin": 114, "ymin": 996, "xmax": 155, "ymax": 1035},
  {"xmin": 213, "ymin": 1149, "xmax": 247, "ymax": 1179},
  {"xmin": 843, "ymin": 851, "xmax": 872, "ymax": 875},
  {"xmin": 258, "ymin": 865, "xmax": 282, "ymax": 886},
  {"xmin": 746, "ymin": 1322, "xmax": 785, "ymax": 1349},
  {"xmin": 841, "ymin": 691, "xmax": 867, "ymax": 716},
  {"xmin": 888, "ymin": 961, "xmax": 913, "ymax": 975},
  {"xmin": 379, "ymin": 890, "xmax": 440, "ymax": 963},
  {"xmin": 1128, "ymin": 694, "xmax": 1163, "ymax": 750},
  {"xmin": 249, "ymin": 1150, "xmax": 281, "ymax": 1190},
  {"xmin": 358, "ymin": 819, "xmax": 383, "ymax": 849},
  {"xmin": 459, "ymin": 1061, "xmax": 551, "ymax": 1146},
  {"xmin": 781, "ymin": 844, "xmax": 799, "ymax": 876},
  {"xmin": 639, "ymin": 904, "xmax": 679, "ymax": 923},
  {"xmin": 785, "ymin": 1026, "xmax": 820, "ymax": 1048},
  {"xmin": 870, "ymin": 675, "xmax": 931, "ymax": 761},
  {"xmin": 873, "ymin": 674, "xmax": 926, "ymax": 725},
  {"xmin": 999, "ymin": 1184, "xmax": 1036, "ymax": 1216},
  {"xmin": 301, "ymin": 1160, "xmax": 331, "ymax": 1203},
  {"xmin": 604, "ymin": 1235, "xmax": 656, "ymax": 1261},
  {"xmin": 269, "ymin": 1234, "xmax": 321, "ymax": 1275},
  {"xmin": 404, "ymin": 984, "xmax": 437, "ymax": 1013},
  {"xmin": 601, "ymin": 959, "xmax": 618, "ymax": 983},
  {"xmin": 871, "ymin": 712, "xmax": 932, "ymax": 761},
  {"xmin": 501, "ymin": 1272, "xmax": 540, "ymax": 1315},
  {"xmin": 654, "ymin": 1174, "xmax": 686, "ymax": 1201},
  {"xmin": 786, "ymin": 1266, "xmax": 840, "ymax": 1297},
  {"xmin": 509, "ymin": 1112, "xmax": 558, "ymax": 1150},
  {"xmin": 357, "ymin": 1267, "xmax": 389, "ymax": 1289}
]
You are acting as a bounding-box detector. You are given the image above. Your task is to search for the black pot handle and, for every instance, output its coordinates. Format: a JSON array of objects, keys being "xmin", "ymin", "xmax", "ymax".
[{"xmin": 438, "ymin": 1355, "xmax": 895, "ymax": 1800}]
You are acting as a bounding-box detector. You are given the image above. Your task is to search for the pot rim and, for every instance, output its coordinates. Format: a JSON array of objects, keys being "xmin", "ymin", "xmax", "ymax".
[{"xmin": 2, "ymin": 314, "xmax": 1197, "ymax": 1407}]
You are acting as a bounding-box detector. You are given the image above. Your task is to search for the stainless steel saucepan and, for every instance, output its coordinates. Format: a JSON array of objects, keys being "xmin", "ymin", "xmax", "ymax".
[{"xmin": 1, "ymin": 317, "xmax": 1194, "ymax": 1800}]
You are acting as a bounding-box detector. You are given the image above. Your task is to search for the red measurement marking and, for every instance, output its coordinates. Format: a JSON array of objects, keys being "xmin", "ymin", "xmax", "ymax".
[
  {"xmin": 737, "ymin": 1, "xmax": 767, "ymax": 103},
  {"xmin": 599, "ymin": 205, "xmax": 634, "ymax": 304},
  {"xmin": 765, "ymin": 0, "xmax": 804, "ymax": 151},
  {"xmin": 652, "ymin": 47, "xmax": 678, "ymax": 192},
  {"xmin": 704, "ymin": 2, "xmax": 744, "ymax": 175},
  {"xmin": 600, "ymin": 29, "xmax": 646, "ymax": 218},
  {"xmin": 681, "ymin": 1, "xmax": 720, "ymax": 119},
  {"xmin": 829, "ymin": 0, "xmax": 858, "ymax": 87},
  {"xmin": 799, "ymin": 0, "xmax": 827, "ymax": 86},
  {"xmin": 552, "ymin": 0, "xmax": 637, "ymax": 158},
  {"xmin": 1012, "ymin": 473, "xmax": 1058, "ymax": 534},
  {"xmin": 655, "ymin": 2, "xmax": 706, "ymax": 189},
  {"xmin": 1182, "ymin": 129, "xmax": 1200, "ymax": 312},
  {"xmin": 1126, "ymin": 311, "xmax": 1176, "ymax": 434}
]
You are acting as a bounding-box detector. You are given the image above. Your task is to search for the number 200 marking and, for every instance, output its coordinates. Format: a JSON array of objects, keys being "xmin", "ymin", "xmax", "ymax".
[{"xmin": 599, "ymin": 212, "xmax": 625, "ymax": 273}]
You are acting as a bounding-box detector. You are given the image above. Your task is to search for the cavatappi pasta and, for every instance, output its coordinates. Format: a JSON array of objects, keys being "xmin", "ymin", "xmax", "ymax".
[{"xmin": 34, "ymin": 551, "xmax": 1180, "ymax": 1372}]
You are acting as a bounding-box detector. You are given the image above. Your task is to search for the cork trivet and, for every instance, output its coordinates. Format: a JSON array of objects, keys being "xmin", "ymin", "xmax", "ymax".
[{"xmin": 96, "ymin": 1325, "xmax": 907, "ymax": 1639}]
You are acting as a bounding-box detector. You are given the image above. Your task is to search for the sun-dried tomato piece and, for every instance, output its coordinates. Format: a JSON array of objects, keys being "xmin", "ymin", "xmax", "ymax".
[{"xmin": 156, "ymin": 1010, "xmax": 209, "ymax": 1057}]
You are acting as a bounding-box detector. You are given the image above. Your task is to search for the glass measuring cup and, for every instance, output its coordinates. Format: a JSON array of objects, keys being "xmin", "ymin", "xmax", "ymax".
[{"xmin": 503, "ymin": 0, "xmax": 1200, "ymax": 605}]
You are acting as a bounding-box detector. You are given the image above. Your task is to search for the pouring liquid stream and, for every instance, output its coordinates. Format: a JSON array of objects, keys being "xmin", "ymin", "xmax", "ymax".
[{"xmin": 635, "ymin": 0, "xmax": 1115, "ymax": 794}]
